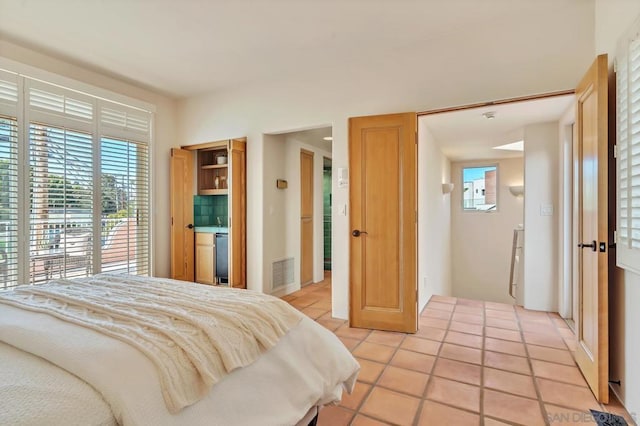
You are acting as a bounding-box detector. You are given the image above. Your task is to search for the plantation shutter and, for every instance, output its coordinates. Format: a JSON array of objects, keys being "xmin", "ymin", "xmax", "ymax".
[
  {"xmin": 0, "ymin": 70, "xmax": 19, "ymax": 288},
  {"xmin": 99, "ymin": 101, "xmax": 151, "ymax": 275},
  {"xmin": 27, "ymin": 80, "xmax": 95, "ymax": 283},
  {"xmin": 617, "ymin": 22, "xmax": 640, "ymax": 272},
  {"xmin": 0, "ymin": 66, "xmax": 154, "ymax": 286}
]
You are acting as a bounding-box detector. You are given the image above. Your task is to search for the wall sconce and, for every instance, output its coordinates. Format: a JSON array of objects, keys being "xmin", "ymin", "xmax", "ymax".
[
  {"xmin": 509, "ymin": 185, "xmax": 524, "ymax": 197},
  {"xmin": 442, "ymin": 183, "xmax": 454, "ymax": 194}
]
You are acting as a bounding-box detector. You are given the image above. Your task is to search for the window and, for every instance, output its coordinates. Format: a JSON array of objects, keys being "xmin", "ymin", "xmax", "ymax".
[
  {"xmin": 0, "ymin": 116, "xmax": 18, "ymax": 287},
  {"xmin": 0, "ymin": 68, "xmax": 152, "ymax": 288},
  {"xmin": 462, "ymin": 165, "xmax": 498, "ymax": 211},
  {"xmin": 100, "ymin": 137, "xmax": 150, "ymax": 275},
  {"xmin": 617, "ymin": 20, "xmax": 640, "ymax": 273},
  {"xmin": 29, "ymin": 124, "xmax": 94, "ymax": 283}
]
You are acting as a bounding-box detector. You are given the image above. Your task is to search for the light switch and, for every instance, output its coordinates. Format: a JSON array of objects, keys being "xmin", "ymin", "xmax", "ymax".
[
  {"xmin": 540, "ymin": 204, "xmax": 553, "ymax": 216},
  {"xmin": 337, "ymin": 168, "xmax": 349, "ymax": 188}
]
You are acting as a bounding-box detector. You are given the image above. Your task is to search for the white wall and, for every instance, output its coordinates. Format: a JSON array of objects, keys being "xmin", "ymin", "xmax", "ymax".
[
  {"xmin": 177, "ymin": 3, "xmax": 595, "ymax": 319},
  {"xmin": 450, "ymin": 158, "xmax": 524, "ymax": 304},
  {"xmin": 523, "ymin": 122, "xmax": 559, "ymax": 312},
  {"xmin": 0, "ymin": 40, "xmax": 178, "ymax": 279},
  {"xmin": 595, "ymin": 0, "xmax": 640, "ymax": 415},
  {"xmin": 417, "ymin": 121, "xmax": 452, "ymax": 311},
  {"xmin": 262, "ymin": 134, "xmax": 288, "ymax": 293}
]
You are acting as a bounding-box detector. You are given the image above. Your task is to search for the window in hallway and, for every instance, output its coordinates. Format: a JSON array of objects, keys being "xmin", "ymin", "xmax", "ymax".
[{"xmin": 463, "ymin": 165, "xmax": 497, "ymax": 211}]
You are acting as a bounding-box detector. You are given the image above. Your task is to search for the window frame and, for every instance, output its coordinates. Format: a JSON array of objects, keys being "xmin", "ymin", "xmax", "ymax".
[
  {"xmin": 0, "ymin": 63, "xmax": 154, "ymax": 287},
  {"xmin": 461, "ymin": 163, "xmax": 500, "ymax": 213},
  {"xmin": 616, "ymin": 15, "xmax": 640, "ymax": 275}
]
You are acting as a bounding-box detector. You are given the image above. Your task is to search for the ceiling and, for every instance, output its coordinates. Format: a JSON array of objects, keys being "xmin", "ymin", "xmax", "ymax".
[
  {"xmin": 422, "ymin": 95, "xmax": 575, "ymax": 162},
  {"xmin": 271, "ymin": 126, "xmax": 333, "ymax": 152},
  {"xmin": 0, "ymin": 0, "xmax": 589, "ymax": 98}
]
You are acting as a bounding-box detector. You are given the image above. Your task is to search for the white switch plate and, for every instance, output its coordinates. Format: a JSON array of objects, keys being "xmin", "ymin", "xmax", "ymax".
[
  {"xmin": 540, "ymin": 204, "xmax": 554, "ymax": 216},
  {"xmin": 337, "ymin": 168, "xmax": 349, "ymax": 188}
]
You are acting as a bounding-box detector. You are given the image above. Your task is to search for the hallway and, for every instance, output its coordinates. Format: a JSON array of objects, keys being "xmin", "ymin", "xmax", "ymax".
[{"xmin": 282, "ymin": 274, "xmax": 634, "ymax": 425}]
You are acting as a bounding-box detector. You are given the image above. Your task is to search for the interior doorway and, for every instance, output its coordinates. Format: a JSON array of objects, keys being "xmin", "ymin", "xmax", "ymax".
[
  {"xmin": 262, "ymin": 126, "xmax": 332, "ymax": 295},
  {"xmin": 419, "ymin": 93, "xmax": 575, "ymax": 308},
  {"xmin": 300, "ymin": 149, "xmax": 314, "ymax": 286}
]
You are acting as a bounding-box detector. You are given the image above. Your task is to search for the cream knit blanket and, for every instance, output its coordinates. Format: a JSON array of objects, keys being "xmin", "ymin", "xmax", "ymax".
[{"xmin": 0, "ymin": 274, "xmax": 303, "ymax": 413}]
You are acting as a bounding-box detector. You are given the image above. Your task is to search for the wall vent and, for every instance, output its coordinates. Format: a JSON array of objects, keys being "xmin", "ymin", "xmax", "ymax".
[{"xmin": 272, "ymin": 257, "xmax": 294, "ymax": 289}]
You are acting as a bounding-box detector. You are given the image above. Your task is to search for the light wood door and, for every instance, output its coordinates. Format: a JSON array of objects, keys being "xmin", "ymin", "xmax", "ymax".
[
  {"xmin": 301, "ymin": 149, "xmax": 314, "ymax": 286},
  {"xmin": 170, "ymin": 148, "xmax": 195, "ymax": 281},
  {"xmin": 574, "ymin": 54, "xmax": 609, "ymax": 403},
  {"xmin": 229, "ymin": 139, "xmax": 246, "ymax": 289},
  {"xmin": 349, "ymin": 112, "xmax": 417, "ymax": 333},
  {"xmin": 195, "ymin": 233, "xmax": 215, "ymax": 284}
]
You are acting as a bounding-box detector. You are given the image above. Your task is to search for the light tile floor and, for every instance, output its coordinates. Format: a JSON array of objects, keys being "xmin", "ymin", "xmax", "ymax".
[{"xmin": 282, "ymin": 273, "xmax": 636, "ymax": 426}]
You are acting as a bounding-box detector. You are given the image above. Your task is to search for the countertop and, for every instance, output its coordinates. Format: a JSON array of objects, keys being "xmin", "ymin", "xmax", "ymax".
[{"xmin": 195, "ymin": 226, "xmax": 228, "ymax": 233}]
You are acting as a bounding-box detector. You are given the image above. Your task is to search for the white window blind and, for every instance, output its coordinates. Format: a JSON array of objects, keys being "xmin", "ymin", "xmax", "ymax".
[
  {"xmin": 0, "ymin": 71, "xmax": 18, "ymax": 110},
  {"xmin": 100, "ymin": 137, "xmax": 150, "ymax": 276},
  {"xmin": 0, "ymin": 115, "xmax": 18, "ymax": 288},
  {"xmin": 0, "ymin": 67, "xmax": 154, "ymax": 288},
  {"xmin": 101, "ymin": 105, "xmax": 151, "ymax": 142},
  {"xmin": 28, "ymin": 81, "xmax": 94, "ymax": 133},
  {"xmin": 0, "ymin": 71, "xmax": 19, "ymax": 289},
  {"xmin": 617, "ymin": 19, "xmax": 640, "ymax": 273},
  {"xmin": 29, "ymin": 124, "xmax": 94, "ymax": 283}
]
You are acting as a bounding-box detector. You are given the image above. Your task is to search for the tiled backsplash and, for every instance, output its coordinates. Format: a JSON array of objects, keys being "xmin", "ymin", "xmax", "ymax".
[{"xmin": 194, "ymin": 195, "xmax": 228, "ymax": 227}]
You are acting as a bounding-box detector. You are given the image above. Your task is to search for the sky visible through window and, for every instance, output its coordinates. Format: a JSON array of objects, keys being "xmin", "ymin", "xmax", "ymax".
[{"xmin": 463, "ymin": 166, "xmax": 495, "ymax": 182}]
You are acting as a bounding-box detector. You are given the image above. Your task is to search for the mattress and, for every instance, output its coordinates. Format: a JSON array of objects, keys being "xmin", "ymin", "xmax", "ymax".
[{"xmin": 0, "ymin": 277, "xmax": 359, "ymax": 426}]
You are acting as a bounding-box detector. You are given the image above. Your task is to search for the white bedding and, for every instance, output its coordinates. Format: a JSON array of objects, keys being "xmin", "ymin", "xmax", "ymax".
[
  {"xmin": 0, "ymin": 278, "xmax": 360, "ymax": 426},
  {"xmin": 0, "ymin": 341, "xmax": 116, "ymax": 426},
  {"xmin": 1, "ymin": 275, "xmax": 304, "ymax": 413}
]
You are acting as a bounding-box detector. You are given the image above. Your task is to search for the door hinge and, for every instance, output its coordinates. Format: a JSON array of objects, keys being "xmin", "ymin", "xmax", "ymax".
[
  {"xmin": 614, "ymin": 144, "xmax": 617, "ymax": 159},
  {"xmin": 415, "ymin": 210, "xmax": 418, "ymax": 223},
  {"xmin": 614, "ymin": 230, "xmax": 617, "ymax": 244},
  {"xmin": 171, "ymin": 217, "xmax": 174, "ymax": 225}
]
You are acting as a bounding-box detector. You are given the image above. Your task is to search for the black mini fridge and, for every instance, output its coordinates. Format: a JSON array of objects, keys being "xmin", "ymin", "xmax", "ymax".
[{"xmin": 215, "ymin": 233, "xmax": 228, "ymax": 285}]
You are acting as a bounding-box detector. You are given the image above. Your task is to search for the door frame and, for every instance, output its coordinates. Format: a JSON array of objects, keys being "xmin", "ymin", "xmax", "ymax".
[
  {"xmin": 300, "ymin": 148, "xmax": 314, "ymax": 287},
  {"xmin": 178, "ymin": 138, "xmax": 247, "ymax": 288},
  {"xmin": 418, "ymin": 91, "xmax": 576, "ymax": 312},
  {"xmin": 418, "ymin": 82, "xmax": 609, "ymax": 403},
  {"xmin": 559, "ymin": 117, "xmax": 576, "ymax": 323}
]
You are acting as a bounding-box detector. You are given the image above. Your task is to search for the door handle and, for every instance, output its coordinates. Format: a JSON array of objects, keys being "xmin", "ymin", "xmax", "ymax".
[
  {"xmin": 186, "ymin": 224, "xmax": 194, "ymax": 229},
  {"xmin": 352, "ymin": 229, "xmax": 368, "ymax": 237},
  {"xmin": 577, "ymin": 240, "xmax": 597, "ymax": 252}
]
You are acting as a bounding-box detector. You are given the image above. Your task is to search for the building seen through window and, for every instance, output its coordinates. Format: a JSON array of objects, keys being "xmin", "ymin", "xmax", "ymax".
[{"xmin": 463, "ymin": 166, "xmax": 497, "ymax": 211}]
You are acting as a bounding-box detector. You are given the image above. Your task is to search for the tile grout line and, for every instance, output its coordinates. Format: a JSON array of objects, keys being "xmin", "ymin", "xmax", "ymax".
[
  {"xmin": 479, "ymin": 299, "xmax": 486, "ymax": 426},
  {"xmin": 346, "ymin": 329, "xmax": 410, "ymax": 425},
  {"xmin": 412, "ymin": 296, "xmax": 458, "ymax": 426},
  {"xmin": 546, "ymin": 311, "xmax": 608, "ymax": 414},
  {"xmin": 514, "ymin": 305, "xmax": 551, "ymax": 426}
]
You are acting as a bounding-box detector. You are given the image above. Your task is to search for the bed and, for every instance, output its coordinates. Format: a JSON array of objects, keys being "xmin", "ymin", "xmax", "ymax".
[{"xmin": 0, "ymin": 274, "xmax": 360, "ymax": 426}]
